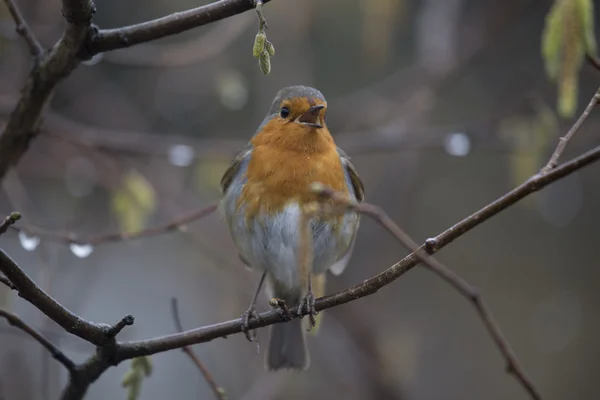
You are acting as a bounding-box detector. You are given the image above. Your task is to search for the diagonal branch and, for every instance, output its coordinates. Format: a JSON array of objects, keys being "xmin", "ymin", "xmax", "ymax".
[
  {"xmin": 0, "ymin": 0, "xmax": 94, "ymax": 183},
  {"xmin": 0, "ymin": 249, "xmax": 132, "ymax": 346},
  {"xmin": 2, "ymin": 0, "xmax": 44, "ymax": 58},
  {"xmin": 0, "ymin": 308, "xmax": 76, "ymax": 372},
  {"xmin": 309, "ymin": 186, "xmax": 541, "ymax": 399},
  {"xmin": 83, "ymin": 0, "xmax": 272, "ymax": 57}
]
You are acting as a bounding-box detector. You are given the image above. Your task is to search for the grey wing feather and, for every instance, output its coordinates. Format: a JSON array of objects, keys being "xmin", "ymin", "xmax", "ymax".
[
  {"xmin": 219, "ymin": 143, "xmax": 253, "ymax": 269},
  {"xmin": 329, "ymin": 147, "xmax": 365, "ymax": 276},
  {"xmin": 220, "ymin": 143, "xmax": 253, "ymax": 195}
]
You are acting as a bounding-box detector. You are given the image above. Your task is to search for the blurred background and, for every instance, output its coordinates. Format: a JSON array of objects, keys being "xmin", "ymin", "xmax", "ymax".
[{"xmin": 0, "ymin": 0, "xmax": 599, "ymax": 399}]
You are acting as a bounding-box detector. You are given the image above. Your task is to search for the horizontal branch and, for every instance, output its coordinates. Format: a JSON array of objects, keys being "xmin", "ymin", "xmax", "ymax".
[
  {"xmin": 8, "ymin": 203, "xmax": 217, "ymax": 246},
  {"xmin": 113, "ymin": 143, "xmax": 600, "ymax": 358},
  {"xmin": 84, "ymin": 0, "xmax": 271, "ymax": 57},
  {"xmin": 0, "ymin": 308, "xmax": 76, "ymax": 371}
]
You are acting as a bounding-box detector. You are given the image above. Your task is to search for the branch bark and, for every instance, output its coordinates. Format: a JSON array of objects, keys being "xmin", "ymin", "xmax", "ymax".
[
  {"xmin": 83, "ymin": 0, "xmax": 271, "ymax": 57},
  {"xmin": 0, "ymin": 0, "xmax": 94, "ymax": 183}
]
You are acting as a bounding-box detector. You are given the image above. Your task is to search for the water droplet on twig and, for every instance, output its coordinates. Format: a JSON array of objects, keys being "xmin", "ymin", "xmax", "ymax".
[
  {"xmin": 18, "ymin": 231, "xmax": 40, "ymax": 251},
  {"xmin": 69, "ymin": 243, "xmax": 94, "ymax": 258}
]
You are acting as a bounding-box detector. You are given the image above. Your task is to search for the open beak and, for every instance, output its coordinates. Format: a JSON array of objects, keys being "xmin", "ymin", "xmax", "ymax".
[{"xmin": 297, "ymin": 104, "xmax": 325, "ymax": 128}]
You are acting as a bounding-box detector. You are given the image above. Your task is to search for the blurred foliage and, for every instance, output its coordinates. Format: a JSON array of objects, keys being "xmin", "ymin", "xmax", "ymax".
[
  {"xmin": 542, "ymin": 0, "xmax": 596, "ymax": 118},
  {"xmin": 121, "ymin": 356, "xmax": 153, "ymax": 400},
  {"xmin": 111, "ymin": 170, "xmax": 157, "ymax": 234}
]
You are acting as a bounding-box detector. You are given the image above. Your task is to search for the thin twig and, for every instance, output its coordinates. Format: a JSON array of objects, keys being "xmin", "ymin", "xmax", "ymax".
[
  {"xmin": 310, "ymin": 185, "xmax": 541, "ymax": 400},
  {"xmin": 84, "ymin": 0, "xmax": 273, "ymax": 57},
  {"xmin": 0, "ymin": 212, "xmax": 21, "ymax": 236},
  {"xmin": 541, "ymin": 85, "xmax": 600, "ymax": 172},
  {"xmin": 7, "ymin": 203, "xmax": 217, "ymax": 246},
  {"xmin": 0, "ymin": 308, "xmax": 76, "ymax": 371},
  {"xmin": 170, "ymin": 298, "xmax": 226, "ymax": 400},
  {"xmin": 2, "ymin": 0, "xmax": 44, "ymax": 58}
]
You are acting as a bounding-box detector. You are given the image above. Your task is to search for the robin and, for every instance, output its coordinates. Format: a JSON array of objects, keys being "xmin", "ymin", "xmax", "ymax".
[{"xmin": 219, "ymin": 85, "xmax": 364, "ymax": 371}]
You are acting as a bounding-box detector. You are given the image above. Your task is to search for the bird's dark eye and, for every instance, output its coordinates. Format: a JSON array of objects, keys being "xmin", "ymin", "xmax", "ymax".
[{"xmin": 280, "ymin": 107, "xmax": 290, "ymax": 118}]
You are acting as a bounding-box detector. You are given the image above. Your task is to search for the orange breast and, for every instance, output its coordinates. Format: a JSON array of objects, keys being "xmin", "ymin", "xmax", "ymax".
[{"xmin": 239, "ymin": 120, "xmax": 348, "ymax": 220}]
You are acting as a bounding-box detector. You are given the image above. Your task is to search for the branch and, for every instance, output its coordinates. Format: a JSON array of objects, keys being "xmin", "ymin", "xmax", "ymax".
[
  {"xmin": 171, "ymin": 298, "xmax": 226, "ymax": 400},
  {"xmin": 103, "ymin": 17, "xmax": 253, "ymax": 68},
  {"xmin": 2, "ymin": 0, "xmax": 44, "ymax": 57},
  {"xmin": 0, "ymin": 249, "xmax": 133, "ymax": 346},
  {"xmin": 0, "ymin": 0, "xmax": 94, "ymax": 183},
  {"xmin": 83, "ymin": 0, "xmax": 272, "ymax": 57},
  {"xmin": 0, "ymin": 308, "xmax": 76, "ymax": 372},
  {"xmin": 8, "ymin": 203, "xmax": 218, "ymax": 246},
  {"xmin": 542, "ymin": 85, "xmax": 600, "ymax": 172},
  {"xmin": 309, "ymin": 185, "xmax": 541, "ymax": 399}
]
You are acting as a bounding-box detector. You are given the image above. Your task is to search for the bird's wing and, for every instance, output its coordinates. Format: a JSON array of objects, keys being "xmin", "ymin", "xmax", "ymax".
[
  {"xmin": 220, "ymin": 143, "xmax": 253, "ymax": 195},
  {"xmin": 220, "ymin": 143, "xmax": 254, "ymax": 269},
  {"xmin": 329, "ymin": 147, "xmax": 365, "ymax": 276},
  {"xmin": 336, "ymin": 146, "xmax": 364, "ymax": 202}
]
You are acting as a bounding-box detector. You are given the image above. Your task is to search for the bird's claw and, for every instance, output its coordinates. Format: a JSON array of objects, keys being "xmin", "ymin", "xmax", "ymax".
[
  {"xmin": 297, "ymin": 291, "xmax": 318, "ymax": 330},
  {"xmin": 241, "ymin": 306, "xmax": 259, "ymax": 342},
  {"xmin": 269, "ymin": 298, "xmax": 293, "ymax": 321}
]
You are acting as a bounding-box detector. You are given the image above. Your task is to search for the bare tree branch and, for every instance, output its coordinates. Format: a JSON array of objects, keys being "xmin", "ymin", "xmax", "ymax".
[
  {"xmin": 103, "ymin": 16, "xmax": 253, "ymax": 68},
  {"xmin": 8, "ymin": 203, "xmax": 218, "ymax": 246},
  {"xmin": 171, "ymin": 298, "xmax": 226, "ymax": 400},
  {"xmin": 542, "ymin": 85, "xmax": 600, "ymax": 172},
  {"xmin": 309, "ymin": 185, "xmax": 541, "ymax": 399},
  {"xmin": 0, "ymin": 308, "xmax": 76, "ymax": 372},
  {"xmin": 0, "ymin": 249, "xmax": 133, "ymax": 346},
  {"xmin": 0, "ymin": 0, "xmax": 273, "ymax": 185},
  {"xmin": 0, "ymin": 0, "xmax": 94, "ymax": 183},
  {"xmin": 2, "ymin": 0, "xmax": 44, "ymax": 58},
  {"xmin": 83, "ymin": 0, "xmax": 272, "ymax": 57}
]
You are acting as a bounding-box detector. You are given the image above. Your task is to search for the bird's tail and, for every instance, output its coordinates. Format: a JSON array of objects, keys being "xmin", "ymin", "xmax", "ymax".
[{"xmin": 266, "ymin": 317, "xmax": 309, "ymax": 371}]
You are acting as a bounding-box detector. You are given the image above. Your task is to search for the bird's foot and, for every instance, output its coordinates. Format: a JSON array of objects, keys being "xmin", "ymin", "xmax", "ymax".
[
  {"xmin": 240, "ymin": 305, "xmax": 259, "ymax": 342},
  {"xmin": 269, "ymin": 298, "xmax": 293, "ymax": 321},
  {"xmin": 297, "ymin": 291, "xmax": 318, "ymax": 330}
]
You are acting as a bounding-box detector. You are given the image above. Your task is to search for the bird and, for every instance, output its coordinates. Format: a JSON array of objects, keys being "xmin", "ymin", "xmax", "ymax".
[{"xmin": 219, "ymin": 85, "xmax": 364, "ymax": 371}]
